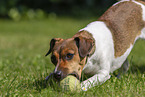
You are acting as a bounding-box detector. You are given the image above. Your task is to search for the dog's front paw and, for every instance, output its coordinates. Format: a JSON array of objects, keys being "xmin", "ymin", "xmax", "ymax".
[{"xmin": 81, "ymin": 81, "xmax": 90, "ymax": 91}]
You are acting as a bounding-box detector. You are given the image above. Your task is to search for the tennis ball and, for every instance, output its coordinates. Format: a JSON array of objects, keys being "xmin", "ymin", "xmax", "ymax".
[{"xmin": 60, "ymin": 75, "xmax": 81, "ymax": 92}]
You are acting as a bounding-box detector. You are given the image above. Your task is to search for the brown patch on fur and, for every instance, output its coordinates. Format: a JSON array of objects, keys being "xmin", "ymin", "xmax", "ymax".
[
  {"xmin": 73, "ymin": 30, "xmax": 94, "ymax": 39},
  {"xmin": 73, "ymin": 30, "xmax": 96, "ymax": 57},
  {"xmin": 51, "ymin": 38, "xmax": 83, "ymax": 79},
  {"xmin": 45, "ymin": 38, "xmax": 64, "ymax": 56},
  {"xmin": 46, "ymin": 31, "xmax": 96, "ymax": 80},
  {"xmin": 99, "ymin": 1, "xmax": 145, "ymax": 57},
  {"xmin": 48, "ymin": 37, "xmax": 94, "ymax": 80}
]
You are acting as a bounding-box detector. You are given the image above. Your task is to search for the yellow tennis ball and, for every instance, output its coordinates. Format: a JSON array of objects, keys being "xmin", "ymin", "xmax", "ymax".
[{"xmin": 60, "ymin": 75, "xmax": 81, "ymax": 92}]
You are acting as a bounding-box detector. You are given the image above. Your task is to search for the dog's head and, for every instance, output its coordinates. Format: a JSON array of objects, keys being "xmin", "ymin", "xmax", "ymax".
[{"xmin": 45, "ymin": 35, "xmax": 94, "ymax": 81}]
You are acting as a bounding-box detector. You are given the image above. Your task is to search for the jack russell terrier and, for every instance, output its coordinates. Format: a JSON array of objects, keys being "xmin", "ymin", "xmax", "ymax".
[{"xmin": 45, "ymin": 0, "xmax": 145, "ymax": 91}]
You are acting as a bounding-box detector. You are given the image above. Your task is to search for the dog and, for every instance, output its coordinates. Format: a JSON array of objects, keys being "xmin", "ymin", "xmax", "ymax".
[{"xmin": 45, "ymin": 0, "xmax": 145, "ymax": 91}]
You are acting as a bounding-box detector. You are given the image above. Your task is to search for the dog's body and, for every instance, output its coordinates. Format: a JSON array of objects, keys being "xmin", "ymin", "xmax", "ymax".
[{"xmin": 46, "ymin": 0, "xmax": 145, "ymax": 91}]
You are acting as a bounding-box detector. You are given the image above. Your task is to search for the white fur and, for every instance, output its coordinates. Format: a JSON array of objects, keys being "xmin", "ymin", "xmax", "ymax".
[
  {"xmin": 80, "ymin": 21, "xmax": 114, "ymax": 91},
  {"xmin": 140, "ymin": 27, "xmax": 145, "ymax": 39},
  {"xmin": 80, "ymin": 21, "xmax": 114, "ymax": 75},
  {"xmin": 79, "ymin": 1, "xmax": 145, "ymax": 91},
  {"xmin": 111, "ymin": 45, "xmax": 133, "ymax": 73},
  {"xmin": 113, "ymin": 0, "xmax": 131, "ymax": 6},
  {"xmin": 80, "ymin": 25, "xmax": 145, "ymax": 91},
  {"xmin": 111, "ymin": 27, "xmax": 145, "ymax": 73},
  {"xmin": 80, "ymin": 21, "xmax": 145, "ymax": 91},
  {"xmin": 111, "ymin": 26, "xmax": 145, "ymax": 73}
]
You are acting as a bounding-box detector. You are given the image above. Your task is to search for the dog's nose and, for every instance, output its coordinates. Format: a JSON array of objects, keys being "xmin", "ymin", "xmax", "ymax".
[{"xmin": 54, "ymin": 71, "xmax": 62, "ymax": 80}]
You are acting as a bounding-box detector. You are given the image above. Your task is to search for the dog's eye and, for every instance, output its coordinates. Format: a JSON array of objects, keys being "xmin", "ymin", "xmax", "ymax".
[
  {"xmin": 51, "ymin": 55, "xmax": 57, "ymax": 65},
  {"xmin": 66, "ymin": 53, "xmax": 74, "ymax": 60}
]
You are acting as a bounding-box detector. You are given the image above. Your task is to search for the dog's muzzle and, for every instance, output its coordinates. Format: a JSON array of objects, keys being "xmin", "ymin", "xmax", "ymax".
[
  {"xmin": 54, "ymin": 71, "xmax": 62, "ymax": 80},
  {"xmin": 45, "ymin": 71, "xmax": 62, "ymax": 81},
  {"xmin": 45, "ymin": 71, "xmax": 80, "ymax": 81}
]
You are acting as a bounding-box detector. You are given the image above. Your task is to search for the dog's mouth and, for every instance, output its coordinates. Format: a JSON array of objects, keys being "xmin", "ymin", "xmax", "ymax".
[{"xmin": 68, "ymin": 72, "xmax": 80, "ymax": 80}]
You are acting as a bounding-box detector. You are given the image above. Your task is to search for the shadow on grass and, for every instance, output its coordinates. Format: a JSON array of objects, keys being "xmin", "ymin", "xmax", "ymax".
[
  {"xmin": 31, "ymin": 74, "xmax": 61, "ymax": 93},
  {"xmin": 19, "ymin": 73, "xmax": 55, "ymax": 93},
  {"xmin": 130, "ymin": 64, "xmax": 145, "ymax": 74},
  {"xmin": 22, "ymin": 64, "xmax": 145, "ymax": 93},
  {"xmin": 113, "ymin": 64, "xmax": 145, "ymax": 78},
  {"xmin": 33, "ymin": 78, "xmax": 48, "ymax": 92}
]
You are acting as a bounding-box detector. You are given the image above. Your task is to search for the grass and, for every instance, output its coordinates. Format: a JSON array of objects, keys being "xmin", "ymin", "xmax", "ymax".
[{"xmin": 0, "ymin": 17, "xmax": 145, "ymax": 97}]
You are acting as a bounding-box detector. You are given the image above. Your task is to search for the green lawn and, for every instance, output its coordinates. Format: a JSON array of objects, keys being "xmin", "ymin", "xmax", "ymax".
[{"xmin": 0, "ymin": 17, "xmax": 145, "ymax": 97}]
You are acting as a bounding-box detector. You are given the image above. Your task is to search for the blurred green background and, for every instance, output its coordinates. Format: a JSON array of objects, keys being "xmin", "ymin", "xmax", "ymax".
[{"xmin": 0, "ymin": 0, "xmax": 117, "ymax": 20}]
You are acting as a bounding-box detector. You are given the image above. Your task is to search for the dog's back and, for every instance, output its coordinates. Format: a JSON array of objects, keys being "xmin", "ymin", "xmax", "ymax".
[
  {"xmin": 81, "ymin": 0, "xmax": 145, "ymax": 74},
  {"xmin": 99, "ymin": 0, "xmax": 145, "ymax": 57},
  {"xmin": 80, "ymin": 1, "xmax": 145, "ymax": 90}
]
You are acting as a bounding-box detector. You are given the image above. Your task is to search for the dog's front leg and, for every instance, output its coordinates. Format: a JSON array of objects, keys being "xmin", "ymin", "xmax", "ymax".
[{"xmin": 81, "ymin": 70, "xmax": 111, "ymax": 91}]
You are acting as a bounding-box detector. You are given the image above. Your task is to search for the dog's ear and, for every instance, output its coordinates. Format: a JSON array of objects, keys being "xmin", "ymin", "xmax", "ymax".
[
  {"xmin": 45, "ymin": 38, "xmax": 63, "ymax": 56},
  {"xmin": 74, "ymin": 36, "xmax": 94, "ymax": 58}
]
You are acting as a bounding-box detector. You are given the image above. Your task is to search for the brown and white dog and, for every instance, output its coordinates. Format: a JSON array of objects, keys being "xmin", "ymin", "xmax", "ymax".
[{"xmin": 45, "ymin": 0, "xmax": 145, "ymax": 91}]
